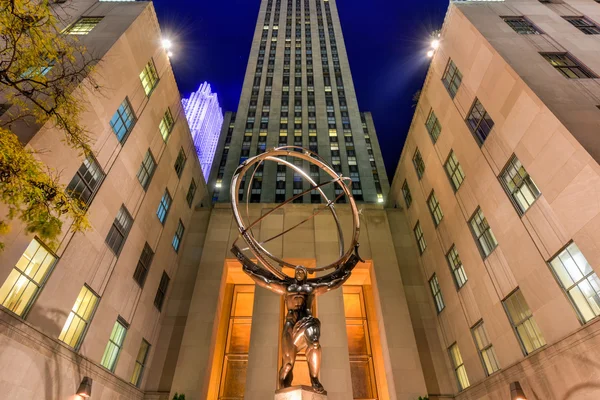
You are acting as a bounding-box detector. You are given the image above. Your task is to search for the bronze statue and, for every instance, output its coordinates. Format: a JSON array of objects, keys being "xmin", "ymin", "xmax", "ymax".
[
  {"xmin": 233, "ymin": 247, "xmax": 361, "ymax": 394},
  {"xmin": 230, "ymin": 147, "xmax": 363, "ymax": 395}
]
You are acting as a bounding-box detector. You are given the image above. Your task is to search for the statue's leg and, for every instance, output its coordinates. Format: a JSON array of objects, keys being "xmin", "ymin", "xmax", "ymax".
[
  {"xmin": 305, "ymin": 321, "xmax": 325, "ymax": 393},
  {"xmin": 279, "ymin": 322, "xmax": 296, "ymax": 389}
]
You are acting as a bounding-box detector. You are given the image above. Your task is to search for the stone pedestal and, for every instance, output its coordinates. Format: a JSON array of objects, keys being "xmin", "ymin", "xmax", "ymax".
[{"xmin": 275, "ymin": 386, "xmax": 328, "ymax": 400}]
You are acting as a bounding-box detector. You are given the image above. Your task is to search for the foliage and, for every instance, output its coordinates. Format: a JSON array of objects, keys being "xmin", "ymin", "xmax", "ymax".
[
  {"xmin": 417, "ymin": 397, "xmax": 429, "ymax": 400},
  {"xmin": 0, "ymin": 0, "xmax": 99, "ymax": 248},
  {"xmin": 172, "ymin": 393, "xmax": 186, "ymax": 400}
]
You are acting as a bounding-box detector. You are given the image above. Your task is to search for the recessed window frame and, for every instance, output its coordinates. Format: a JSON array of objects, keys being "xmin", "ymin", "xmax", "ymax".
[
  {"xmin": 444, "ymin": 151, "xmax": 465, "ymax": 192},
  {"xmin": 425, "ymin": 109, "xmax": 442, "ymax": 143},
  {"xmin": 499, "ymin": 155, "xmax": 541, "ymax": 215},
  {"xmin": 154, "ymin": 271, "xmax": 170, "ymax": 311},
  {"xmin": 67, "ymin": 155, "xmax": 105, "ymax": 207},
  {"xmin": 186, "ymin": 179, "xmax": 197, "ymax": 208},
  {"xmin": 441, "ymin": 59, "xmax": 463, "ymax": 99},
  {"xmin": 100, "ymin": 317, "xmax": 128, "ymax": 372},
  {"xmin": 429, "ymin": 274, "xmax": 445, "ymax": 313},
  {"xmin": 172, "ymin": 220, "xmax": 185, "ymax": 252},
  {"xmin": 157, "ymin": 190, "xmax": 172, "ymax": 225},
  {"xmin": 413, "ymin": 221, "xmax": 427, "ymax": 255},
  {"xmin": 58, "ymin": 285, "xmax": 100, "ymax": 350},
  {"xmin": 466, "ymin": 98, "xmax": 495, "ymax": 146},
  {"xmin": 110, "ymin": 97, "xmax": 137, "ymax": 143},
  {"xmin": 471, "ymin": 320, "xmax": 500, "ymax": 376},
  {"xmin": 140, "ymin": 58, "xmax": 159, "ymax": 96},
  {"xmin": 447, "ymin": 245, "xmax": 468, "ymax": 289},
  {"xmin": 131, "ymin": 339, "xmax": 151, "ymax": 387},
  {"xmin": 563, "ymin": 16, "xmax": 600, "ymax": 35},
  {"xmin": 136, "ymin": 150, "xmax": 157, "ymax": 191},
  {"xmin": 427, "ymin": 191, "xmax": 444, "ymax": 227},
  {"xmin": 401, "ymin": 180, "xmax": 412, "ymax": 208},
  {"xmin": 502, "ymin": 16, "xmax": 542, "ymax": 34},
  {"xmin": 105, "ymin": 205, "xmax": 133, "ymax": 256},
  {"xmin": 63, "ymin": 16, "xmax": 103, "ymax": 35},
  {"xmin": 133, "ymin": 243, "xmax": 154, "ymax": 288},
  {"xmin": 412, "ymin": 149, "xmax": 425, "ymax": 180},
  {"xmin": 469, "ymin": 207, "xmax": 498, "ymax": 258},
  {"xmin": 174, "ymin": 148, "xmax": 187, "ymax": 178},
  {"xmin": 448, "ymin": 343, "xmax": 470, "ymax": 391},
  {"xmin": 540, "ymin": 52, "xmax": 596, "ymax": 79},
  {"xmin": 503, "ymin": 288, "xmax": 546, "ymax": 355},
  {"xmin": 159, "ymin": 108, "xmax": 175, "ymax": 142}
]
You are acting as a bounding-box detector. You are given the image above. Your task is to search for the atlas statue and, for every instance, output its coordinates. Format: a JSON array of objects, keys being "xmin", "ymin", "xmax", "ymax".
[{"xmin": 230, "ymin": 146, "xmax": 363, "ymax": 395}]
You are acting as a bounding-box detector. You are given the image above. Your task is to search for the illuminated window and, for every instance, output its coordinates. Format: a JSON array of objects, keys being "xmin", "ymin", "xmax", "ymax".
[
  {"xmin": 412, "ymin": 149, "xmax": 425, "ymax": 179},
  {"xmin": 429, "ymin": 274, "xmax": 445, "ymax": 313},
  {"xmin": 140, "ymin": 58, "xmax": 159, "ymax": 96},
  {"xmin": 414, "ymin": 222, "xmax": 426, "ymax": 254},
  {"xmin": 101, "ymin": 318, "xmax": 128, "ymax": 371},
  {"xmin": 159, "ymin": 108, "xmax": 174, "ymax": 141},
  {"xmin": 503, "ymin": 16, "xmax": 541, "ymax": 34},
  {"xmin": 110, "ymin": 98, "xmax": 136, "ymax": 142},
  {"xmin": 425, "ymin": 109, "xmax": 442, "ymax": 143},
  {"xmin": 469, "ymin": 208, "xmax": 498, "ymax": 258},
  {"xmin": 563, "ymin": 16, "xmax": 600, "ymax": 35},
  {"xmin": 441, "ymin": 59, "xmax": 462, "ymax": 98},
  {"xmin": 503, "ymin": 289, "xmax": 545, "ymax": 355},
  {"xmin": 58, "ymin": 285, "xmax": 99, "ymax": 349},
  {"xmin": 172, "ymin": 220, "xmax": 185, "ymax": 252},
  {"xmin": 343, "ymin": 286, "xmax": 378, "ymax": 400},
  {"xmin": 0, "ymin": 239, "xmax": 57, "ymax": 317},
  {"xmin": 218, "ymin": 285, "xmax": 255, "ymax": 400},
  {"xmin": 447, "ymin": 246, "xmax": 467, "ymax": 289},
  {"xmin": 131, "ymin": 339, "xmax": 150, "ymax": 387},
  {"xmin": 541, "ymin": 53, "xmax": 594, "ymax": 79},
  {"xmin": 427, "ymin": 191, "xmax": 444, "ymax": 227},
  {"xmin": 444, "ymin": 151, "xmax": 465, "ymax": 191},
  {"xmin": 471, "ymin": 321, "xmax": 500, "ymax": 376},
  {"xmin": 549, "ymin": 242, "xmax": 600, "ymax": 323},
  {"xmin": 500, "ymin": 155, "xmax": 540, "ymax": 214},
  {"xmin": 448, "ymin": 343, "xmax": 470, "ymax": 391},
  {"xmin": 63, "ymin": 17, "xmax": 103, "ymax": 35}
]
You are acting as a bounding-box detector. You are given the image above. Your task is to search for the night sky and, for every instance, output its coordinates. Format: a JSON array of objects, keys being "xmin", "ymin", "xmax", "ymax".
[{"xmin": 153, "ymin": 0, "xmax": 449, "ymax": 177}]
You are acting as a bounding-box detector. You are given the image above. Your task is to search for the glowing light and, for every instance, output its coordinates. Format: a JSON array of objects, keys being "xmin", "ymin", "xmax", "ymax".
[
  {"xmin": 162, "ymin": 38, "xmax": 173, "ymax": 50},
  {"xmin": 215, "ymin": 182, "xmax": 222, "ymax": 188},
  {"xmin": 427, "ymin": 50, "xmax": 434, "ymax": 58},
  {"xmin": 167, "ymin": 51, "xmax": 174, "ymax": 58},
  {"xmin": 431, "ymin": 39, "xmax": 440, "ymax": 49}
]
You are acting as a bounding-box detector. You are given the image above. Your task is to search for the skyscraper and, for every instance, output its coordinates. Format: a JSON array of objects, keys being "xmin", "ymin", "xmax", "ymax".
[
  {"xmin": 182, "ymin": 82, "xmax": 224, "ymax": 180},
  {"xmin": 208, "ymin": 0, "xmax": 389, "ymax": 204}
]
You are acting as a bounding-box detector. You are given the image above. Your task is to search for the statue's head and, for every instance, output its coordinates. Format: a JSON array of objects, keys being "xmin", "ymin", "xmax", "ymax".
[{"xmin": 294, "ymin": 266, "xmax": 308, "ymax": 283}]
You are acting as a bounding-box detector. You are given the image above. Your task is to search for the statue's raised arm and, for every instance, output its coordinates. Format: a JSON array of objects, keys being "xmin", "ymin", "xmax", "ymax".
[
  {"xmin": 232, "ymin": 245, "xmax": 289, "ymax": 295},
  {"xmin": 311, "ymin": 252, "xmax": 363, "ymax": 296}
]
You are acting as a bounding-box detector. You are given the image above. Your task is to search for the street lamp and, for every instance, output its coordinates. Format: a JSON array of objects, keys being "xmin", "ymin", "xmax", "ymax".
[{"xmin": 76, "ymin": 377, "xmax": 92, "ymax": 398}]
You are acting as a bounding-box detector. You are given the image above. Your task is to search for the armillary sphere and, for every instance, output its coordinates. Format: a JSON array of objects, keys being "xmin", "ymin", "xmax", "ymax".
[{"xmin": 230, "ymin": 146, "xmax": 362, "ymax": 280}]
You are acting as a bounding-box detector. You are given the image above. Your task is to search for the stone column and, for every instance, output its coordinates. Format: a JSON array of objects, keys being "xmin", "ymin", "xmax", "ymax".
[{"xmin": 315, "ymin": 211, "xmax": 353, "ymax": 400}]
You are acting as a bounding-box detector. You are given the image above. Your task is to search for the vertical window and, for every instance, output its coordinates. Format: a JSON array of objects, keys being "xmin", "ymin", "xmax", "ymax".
[
  {"xmin": 466, "ymin": 99, "xmax": 494, "ymax": 146},
  {"xmin": 447, "ymin": 246, "xmax": 468, "ymax": 289},
  {"xmin": 500, "ymin": 155, "xmax": 541, "ymax": 214},
  {"xmin": 563, "ymin": 16, "xmax": 600, "ymax": 35},
  {"xmin": 427, "ymin": 191, "xmax": 444, "ymax": 227},
  {"xmin": 110, "ymin": 98, "xmax": 136, "ymax": 142},
  {"xmin": 503, "ymin": 16, "xmax": 541, "ymax": 34},
  {"xmin": 67, "ymin": 156, "xmax": 105, "ymax": 206},
  {"xmin": 503, "ymin": 289, "xmax": 546, "ymax": 354},
  {"xmin": 174, "ymin": 148, "xmax": 187, "ymax": 178},
  {"xmin": 159, "ymin": 108, "xmax": 174, "ymax": 141},
  {"xmin": 157, "ymin": 190, "xmax": 172, "ymax": 224},
  {"xmin": 469, "ymin": 208, "xmax": 498, "ymax": 258},
  {"xmin": 140, "ymin": 58, "xmax": 159, "ymax": 96},
  {"xmin": 444, "ymin": 151, "xmax": 465, "ymax": 191},
  {"xmin": 343, "ymin": 286, "xmax": 378, "ymax": 400},
  {"xmin": 133, "ymin": 243, "xmax": 154, "ymax": 288},
  {"xmin": 401, "ymin": 180, "xmax": 412, "ymax": 208},
  {"xmin": 441, "ymin": 59, "xmax": 462, "ymax": 98},
  {"xmin": 448, "ymin": 343, "xmax": 470, "ymax": 391},
  {"xmin": 471, "ymin": 321, "xmax": 500, "ymax": 376},
  {"xmin": 101, "ymin": 318, "xmax": 128, "ymax": 371},
  {"xmin": 541, "ymin": 53, "xmax": 594, "ymax": 79},
  {"xmin": 414, "ymin": 222, "xmax": 426, "ymax": 254},
  {"xmin": 0, "ymin": 239, "xmax": 57, "ymax": 317},
  {"xmin": 429, "ymin": 274, "xmax": 445, "ymax": 313},
  {"xmin": 172, "ymin": 220, "xmax": 185, "ymax": 252},
  {"xmin": 154, "ymin": 271, "xmax": 170, "ymax": 311},
  {"xmin": 136, "ymin": 150, "xmax": 157, "ymax": 190},
  {"xmin": 58, "ymin": 285, "xmax": 99, "ymax": 349},
  {"xmin": 105, "ymin": 205, "xmax": 133, "ymax": 256},
  {"xmin": 186, "ymin": 179, "xmax": 197, "ymax": 207},
  {"xmin": 425, "ymin": 109, "xmax": 442, "ymax": 143},
  {"xmin": 218, "ymin": 285, "xmax": 255, "ymax": 400},
  {"xmin": 412, "ymin": 149, "xmax": 425, "ymax": 179},
  {"xmin": 63, "ymin": 17, "xmax": 103, "ymax": 35},
  {"xmin": 131, "ymin": 339, "xmax": 150, "ymax": 387},
  {"xmin": 549, "ymin": 242, "xmax": 600, "ymax": 323}
]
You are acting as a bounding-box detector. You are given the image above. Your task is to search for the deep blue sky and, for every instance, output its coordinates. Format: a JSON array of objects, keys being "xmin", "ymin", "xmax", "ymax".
[{"xmin": 153, "ymin": 0, "xmax": 449, "ymax": 177}]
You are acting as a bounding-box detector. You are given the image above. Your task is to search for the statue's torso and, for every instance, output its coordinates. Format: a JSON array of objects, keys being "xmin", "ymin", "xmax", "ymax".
[{"xmin": 285, "ymin": 283, "xmax": 314, "ymax": 321}]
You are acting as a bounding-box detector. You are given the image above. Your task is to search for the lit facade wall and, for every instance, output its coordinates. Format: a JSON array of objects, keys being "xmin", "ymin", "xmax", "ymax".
[
  {"xmin": 0, "ymin": 3, "xmax": 209, "ymax": 399},
  {"xmin": 182, "ymin": 82, "xmax": 224, "ymax": 180},
  {"xmin": 389, "ymin": 0, "xmax": 600, "ymax": 398}
]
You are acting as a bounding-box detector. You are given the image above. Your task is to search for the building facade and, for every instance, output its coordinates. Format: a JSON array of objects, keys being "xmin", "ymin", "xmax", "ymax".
[
  {"xmin": 182, "ymin": 82, "xmax": 224, "ymax": 180},
  {"xmin": 0, "ymin": 2, "xmax": 211, "ymax": 399},
  {"xmin": 389, "ymin": 0, "xmax": 600, "ymax": 399},
  {"xmin": 207, "ymin": 0, "xmax": 389, "ymax": 204}
]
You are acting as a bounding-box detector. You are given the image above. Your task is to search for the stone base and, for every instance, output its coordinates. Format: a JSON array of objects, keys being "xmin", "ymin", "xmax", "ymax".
[{"xmin": 275, "ymin": 386, "xmax": 328, "ymax": 400}]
